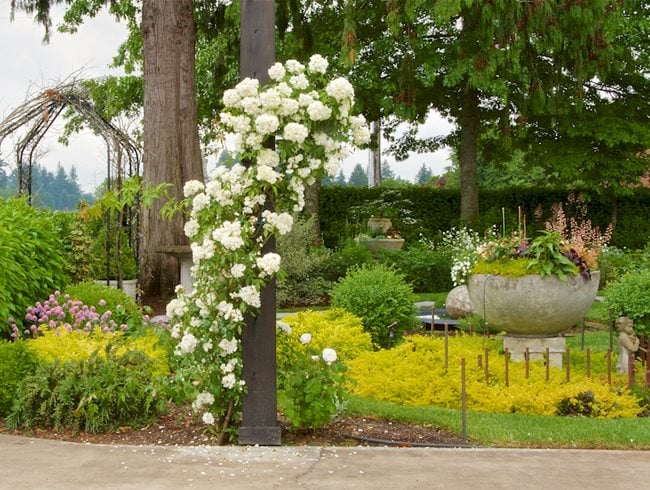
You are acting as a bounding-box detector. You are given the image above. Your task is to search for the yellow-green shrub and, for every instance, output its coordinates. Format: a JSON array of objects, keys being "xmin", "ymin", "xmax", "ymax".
[
  {"xmin": 281, "ymin": 308, "xmax": 373, "ymax": 361},
  {"xmin": 28, "ymin": 328, "xmax": 169, "ymax": 376},
  {"xmin": 348, "ymin": 335, "xmax": 642, "ymax": 419}
]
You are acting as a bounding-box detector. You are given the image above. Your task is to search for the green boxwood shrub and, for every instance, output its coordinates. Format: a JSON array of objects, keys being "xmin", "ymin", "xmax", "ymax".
[
  {"xmin": 0, "ymin": 197, "xmax": 69, "ymax": 337},
  {"xmin": 321, "ymin": 239, "xmax": 373, "ymax": 283},
  {"xmin": 0, "ymin": 340, "xmax": 39, "ymax": 416},
  {"xmin": 377, "ymin": 243, "xmax": 453, "ymax": 293},
  {"xmin": 605, "ymin": 269, "xmax": 650, "ymax": 335},
  {"xmin": 64, "ymin": 281, "xmax": 143, "ymax": 331},
  {"xmin": 330, "ymin": 264, "xmax": 417, "ymax": 349}
]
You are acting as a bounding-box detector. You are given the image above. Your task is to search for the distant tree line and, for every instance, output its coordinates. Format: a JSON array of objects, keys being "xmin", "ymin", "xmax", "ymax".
[
  {"xmin": 323, "ymin": 161, "xmax": 437, "ymax": 188},
  {"xmin": 0, "ymin": 160, "xmax": 94, "ymax": 210}
]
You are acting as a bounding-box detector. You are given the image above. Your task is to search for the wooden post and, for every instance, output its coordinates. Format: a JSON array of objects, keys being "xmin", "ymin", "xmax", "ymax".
[
  {"xmin": 504, "ymin": 348, "xmax": 509, "ymax": 387},
  {"xmin": 646, "ymin": 338, "xmax": 650, "ymax": 388},
  {"xmin": 444, "ymin": 323, "xmax": 449, "ymax": 370},
  {"xmin": 628, "ymin": 353, "xmax": 635, "ymax": 389},
  {"xmin": 484, "ymin": 348, "xmax": 489, "ymax": 383},
  {"xmin": 238, "ymin": 0, "xmax": 281, "ymax": 446},
  {"xmin": 607, "ymin": 349, "xmax": 612, "ymax": 386},
  {"xmin": 525, "ymin": 348, "xmax": 529, "ymax": 379},
  {"xmin": 461, "ymin": 358, "xmax": 467, "ymax": 445},
  {"xmin": 545, "ymin": 348, "xmax": 550, "ymax": 382}
]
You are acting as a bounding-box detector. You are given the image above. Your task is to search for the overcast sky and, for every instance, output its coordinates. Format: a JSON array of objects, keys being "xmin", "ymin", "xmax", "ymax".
[{"xmin": 0, "ymin": 5, "xmax": 453, "ymax": 193}]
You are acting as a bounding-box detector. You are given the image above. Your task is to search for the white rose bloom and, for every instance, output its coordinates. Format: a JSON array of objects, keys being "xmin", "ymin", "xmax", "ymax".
[
  {"xmin": 183, "ymin": 180, "xmax": 205, "ymax": 198},
  {"xmin": 217, "ymin": 301, "xmax": 243, "ymax": 322},
  {"xmin": 236, "ymin": 77, "xmax": 259, "ymax": 97},
  {"xmin": 308, "ymin": 54, "xmax": 329, "ymax": 74},
  {"xmin": 212, "ymin": 220, "xmax": 245, "ymax": 250},
  {"xmin": 191, "ymin": 240, "xmax": 215, "ymax": 262},
  {"xmin": 205, "ymin": 180, "xmax": 223, "ymax": 198},
  {"xmin": 322, "ymin": 348, "xmax": 338, "ymax": 364},
  {"xmin": 353, "ymin": 126, "xmax": 371, "ymax": 145},
  {"xmin": 202, "ymin": 412, "xmax": 215, "ymax": 425},
  {"xmin": 300, "ymin": 333, "xmax": 312, "ymax": 344},
  {"xmin": 276, "ymin": 321, "xmax": 292, "ymax": 334},
  {"xmin": 218, "ymin": 337, "xmax": 239, "ymax": 356},
  {"xmin": 192, "ymin": 391, "xmax": 215, "ymax": 411},
  {"xmin": 298, "ymin": 93, "xmax": 314, "ymax": 107},
  {"xmin": 222, "ymin": 88, "xmax": 240, "ymax": 107},
  {"xmin": 257, "ymin": 165, "xmax": 281, "ymax": 185},
  {"xmin": 262, "ymin": 211, "xmax": 294, "ymax": 235},
  {"xmin": 246, "ymin": 132, "xmax": 264, "ymax": 151},
  {"xmin": 276, "ymin": 82, "xmax": 293, "ymax": 96},
  {"xmin": 283, "ymin": 122, "xmax": 309, "ymax": 143},
  {"xmin": 307, "ymin": 101, "xmax": 332, "ymax": 121},
  {"xmin": 176, "ymin": 332, "xmax": 200, "ymax": 355},
  {"xmin": 278, "ymin": 98, "xmax": 300, "ymax": 116},
  {"xmin": 221, "ymin": 373, "xmax": 237, "ymax": 389},
  {"xmin": 260, "ymin": 88, "xmax": 282, "ymax": 109},
  {"xmin": 203, "ymin": 340, "xmax": 213, "ymax": 352},
  {"xmin": 350, "ymin": 114, "xmax": 367, "ymax": 128},
  {"xmin": 192, "ymin": 192, "xmax": 211, "ymax": 212},
  {"xmin": 221, "ymin": 358, "xmax": 238, "ymax": 374},
  {"xmin": 166, "ymin": 298, "xmax": 187, "ymax": 318},
  {"xmin": 289, "ymin": 73, "xmax": 309, "ymax": 90},
  {"xmin": 285, "ymin": 59, "xmax": 305, "ymax": 74},
  {"xmin": 325, "ymin": 160, "xmax": 339, "ymax": 177},
  {"xmin": 233, "ymin": 285, "xmax": 261, "ymax": 308},
  {"xmin": 230, "ymin": 263, "xmax": 246, "ymax": 278},
  {"xmin": 184, "ymin": 219, "xmax": 200, "ymax": 238},
  {"xmin": 256, "ymin": 253, "xmax": 281, "ymax": 276},
  {"xmin": 240, "ymin": 96, "xmax": 261, "ymax": 115},
  {"xmin": 268, "ymin": 62, "xmax": 286, "ymax": 81},
  {"xmin": 257, "ymin": 148, "xmax": 280, "ymax": 167},
  {"xmin": 326, "ymin": 77, "xmax": 354, "ymax": 101},
  {"xmin": 255, "ymin": 113, "xmax": 280, "ymax": 135},
  {"xmin": 231, "ymin": 115, "xmax": 251, "ymax": 134}
]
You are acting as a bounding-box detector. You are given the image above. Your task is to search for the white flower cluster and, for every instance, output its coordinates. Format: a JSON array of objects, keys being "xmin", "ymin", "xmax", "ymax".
[
  {"xmin": 166, "ymin": 55, "xmax": 367, "ymax": 428},
  {"xmin": 256, "ymin": 253, "xmax": 281, "ymax": 277}
]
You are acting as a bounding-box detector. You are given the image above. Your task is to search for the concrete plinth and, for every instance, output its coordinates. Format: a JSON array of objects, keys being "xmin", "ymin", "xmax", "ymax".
[{"xmin": 502, "ymin": 336, "xmax": 566, "ymax": 368}]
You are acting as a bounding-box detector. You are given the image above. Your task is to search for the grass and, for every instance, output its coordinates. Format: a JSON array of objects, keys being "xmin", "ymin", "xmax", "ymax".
[{"xmin": 346, "ymin": 396, "xmax": 650, "ymax": 449}]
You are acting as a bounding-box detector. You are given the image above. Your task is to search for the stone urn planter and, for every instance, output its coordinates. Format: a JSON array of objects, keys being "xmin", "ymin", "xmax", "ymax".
[
  {"xmin": 467, "ymin": 271, "xmax": 600, "ymax": 337},
  {"xmin": 367, "ymin": 217, "xmax": 392, "ymax": 234}
]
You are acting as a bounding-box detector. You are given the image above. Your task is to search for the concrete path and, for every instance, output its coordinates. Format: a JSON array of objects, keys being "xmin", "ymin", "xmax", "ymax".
[{"xmin": 1, "ymin": 434, "xmax": 649, "ymax": 489}]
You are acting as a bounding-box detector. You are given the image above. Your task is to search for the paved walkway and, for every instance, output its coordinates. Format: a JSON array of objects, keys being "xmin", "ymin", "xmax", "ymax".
[{"xmin": 1, "ymin": 434, "xmax": 649, "ymax": 489}]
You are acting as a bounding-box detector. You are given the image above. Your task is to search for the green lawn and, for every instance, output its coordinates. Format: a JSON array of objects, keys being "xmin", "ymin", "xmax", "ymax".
[{"xmin": 346, "ymin": 396, "xmax": 650, "ymax": 449}]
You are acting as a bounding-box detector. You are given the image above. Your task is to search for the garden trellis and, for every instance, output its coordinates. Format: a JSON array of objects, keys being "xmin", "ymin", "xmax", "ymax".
[
  {"xmin": 0, "ymin": 80, "xmax": 140, "ymax": 199},
  {"xmin": 0, "ymin": 80, "xmax": 143, "ymax": 285}
]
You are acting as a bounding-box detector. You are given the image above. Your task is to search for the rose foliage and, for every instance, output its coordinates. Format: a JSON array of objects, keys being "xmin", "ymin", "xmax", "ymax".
[{"xmin": 165, "ymin": 55, "xmax": 369, "ymax": 441}]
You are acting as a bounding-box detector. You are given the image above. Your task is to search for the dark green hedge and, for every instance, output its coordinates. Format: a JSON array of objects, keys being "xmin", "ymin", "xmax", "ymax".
[{"xmin": 320, "ymin": 186, "xmax": 650, "ymax": 250}]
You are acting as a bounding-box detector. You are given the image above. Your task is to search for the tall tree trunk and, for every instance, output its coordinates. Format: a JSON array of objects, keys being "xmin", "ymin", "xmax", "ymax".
[
  {"xmin": 304, "ymin": 181, "xmax": 321, "ymax": 247},
  {"xmin": 369, "ymin": 119, "xmax": 381, "ymax": 187},
  {"xmin": 140, "ymin": 0, "xmax": 204, "ymax": 298},
  {"xmin": 458, "ymin": 82, "xmax": 480, "ymax": 225}
]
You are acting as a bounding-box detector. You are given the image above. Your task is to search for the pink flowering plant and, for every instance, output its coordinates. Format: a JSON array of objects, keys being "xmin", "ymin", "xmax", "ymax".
[
  {"xmin": 9, "ymin": 290, "xmax": 129, "ymax": 340},
  {"xmin": 165, "ymin": 55, "xmax": 369, "ymax": 440}
]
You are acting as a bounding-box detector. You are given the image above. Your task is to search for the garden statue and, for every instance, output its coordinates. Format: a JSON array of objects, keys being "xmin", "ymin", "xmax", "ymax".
[{"xmin": 616, "ymin": 316, "xmax": 639, "ymax": 374}]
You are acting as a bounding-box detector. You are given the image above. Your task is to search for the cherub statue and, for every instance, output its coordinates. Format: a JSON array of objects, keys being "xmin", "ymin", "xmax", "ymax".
[{"xmin": 615, "ymin": 316, "xmax": 639, "ymax": 374}]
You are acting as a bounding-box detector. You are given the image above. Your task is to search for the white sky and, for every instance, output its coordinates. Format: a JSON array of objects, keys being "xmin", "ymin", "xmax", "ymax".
[{"xmin": 0, "ymin": 5, "xmax": 453, "ymax": 193}]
